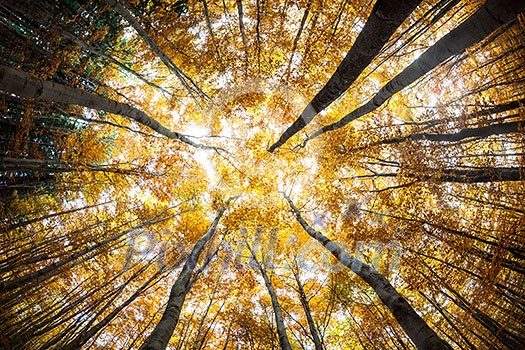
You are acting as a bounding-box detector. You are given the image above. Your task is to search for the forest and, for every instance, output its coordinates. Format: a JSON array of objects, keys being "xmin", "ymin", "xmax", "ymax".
[{"xmin": 0, "ymin": 0, "xmax": 524, "ymax": 349}]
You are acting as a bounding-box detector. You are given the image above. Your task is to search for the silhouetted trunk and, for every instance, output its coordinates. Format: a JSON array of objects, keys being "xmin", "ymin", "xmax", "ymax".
[
  {"xmin": 291, "ymin": 265, "xmax": 324, "ymax": 350},
  {"xmin": 0, "ymin": 65, "xmax": 207, "ymax": 149},
  {"xmin": 365, "ymin": 120, "xmax": 524, "ymax": 148},
  {"xmin": 419, "ymin": 259, "xmax": 525, "ymax": 349},
  {"xmin": 285, "ymin": 195, "xmax": 452, "ymax": 350},
  {"xmin": 3, "ymin": 0, "xmax": 172, "ymax": 97},
  {"xmin": 236, "ymin": 0, "xmax": 249, "ymax": 73},
  {"xmin": 305, "ymin": 0, "xmax": 525, "ymax": 144},
  {"xmin": 6, "ymin": 200, "xmax": 110, "ymax": 231},
  {"xmin": 103, "ymin": 0, "xmax": 207, "ymax": 101},
  {"xmin": 139, "ymin": 198, "xmax": 234, "ymax": 350},
  {"xmin": 430, "ymin": 167, "xmax": 523, "ymax": 183},
  {"xmin": 248, "ymin": 244, "xmax": 292, "ymax": 350},
  {"xmin": 357, "ymin": 167, "xmax": 524, "ymax": 183},
  {"xmin": 60, "ymin": 267, "xmax": 164, "ymax": 350},
  {"xmin": 284, "ymin": 0, "xmax": 312, "ymax": 81},
  {"xmin": 269, "ymin": 0, "xmax": 422, "ymax": 151},
  {"xmin": 0, "ymin": 210, "xmax": 178, "ymax": 294},
  {"xmin": 202, "ymin": 0, "xmax": 222, "ymax": 62}
]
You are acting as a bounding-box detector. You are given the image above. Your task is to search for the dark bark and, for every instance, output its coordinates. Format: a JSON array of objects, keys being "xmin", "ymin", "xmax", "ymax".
[
  {"xmin": 419, "ymin": 292, "xmax": 478, "ymax": 350},
  {"xmin": 355, "ymin": 167, "xmax": 524, "ymax": 183},
  {"xmin": 103, "ymin": 0, "xmax": 208, "ymax": 102},
  {"xmin": 139, "ymin": 197, "xmax": 235, "ymax": 350},
  {"xmin": 419, "ymin": 260, "xmax": 525, "ymax": 348},
  {"xmin": 291, "ymin": 265, "xmax": 324, "ymax": 350},
  {"xmin": 0, "ymin": 210, "xmax": 178, "ymax": 294},
  {"xmin": 366, "ymin": 120, "xmax": 524, "ymax": 148},
  {"xmin": 284, "ymin": 0, "xmax": 312, "ymax": 82},
  {"xmin": 5, "ymin": 200, "xmax": 110, "ymax": 231},
  {"xmin": 432, "ymin": 167, "xmax": 524, "ymax": 183},
  {"xmin": 3, "ymin": 0, "xmax": 174, "ymax": 98},
  {"xmin": 269, "ymin": 0, "xmax": 422, "ymax": 151},
  {"xmin": 60, "ymin": 266, "xmax": 164, "ymax": 350},
  {"xmin": 304, "ymin": 0, "xmax": 525, "ymax": 145},
  {"xmin": 285, "ymin": 195, "xmax": 452, "ymax": 350},
  {"xmin": 202, "ymin": 0, "xmax": 222, "ymax": 63},
  {"xmin": 248, "ymin": 244, "xmax": 293, "ymax": 350},
  {"xmin": 0, "ymin": 65, "xmax": 211, "ymax": 149},
  {"xmin": 256, "ymin": 0, "xmax": 263, "ymax": 73},
  {"xmin": 236, "ymin": 0, "xmax": 249, "ymax": 73}
]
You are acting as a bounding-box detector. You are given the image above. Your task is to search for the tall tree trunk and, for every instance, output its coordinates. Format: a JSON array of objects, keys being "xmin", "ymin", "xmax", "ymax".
[
  {"xmin": 284, "ymin": 0, "xmax": 313, "ymax": 82},
  {"xmin": 103, "ymin": 0, "xmax": 208, "ymax": 101},
  {"xmin": 202, "ymin": 0, "xmax": 222, "ymax": 63},
  {"xmin": 364, "ymin": 120, "xmax": 524, "ymax": 148},
  {"xmin": 355, "ymin": 167, "xmax": 524, "ymax": 183},
  {"xmin": 269, "ymin": 0, "xmax": 423, "ymax": 151},
  {"xmin": 139, "ymin": 197, "xmax": 235, "ymax": 350},
  {"xmin": 284, "ymin": 195, "xmax": 452, "ymax": 350},
  {"xmin": 3, "ymin": 0, "xmax": 173, "ymax": 98},
  {"xmin": 6, "ymin": 200, "xmax": 110, "ymax": 231},
  {"xmin": 290, "ymin": 263, "xmax": 324, "ymax": 350},
  {"xmin": 304, "ymin": 0, "xmax": 525, "ymax": 144},
  {"xmin": 60, "ymin": 266, "xmax": 164, "ymax": 350},
  {"xmin": 0, "ymin": 209, "xmax": 179, "ymax": 294},
  {"xmin": 417, "ymin": 259, "xmax": 525, "ymax": 348},
  {"xmin": 248, "ymin": 244, "xmax": 293, "ymax": 350},
  {"xmin": 236, "ymin": 0, "xmax": 249, "ymax": 74},
  {"xmin": 0, "ymin": 65, "xmax": 209, "ymax": 149}
]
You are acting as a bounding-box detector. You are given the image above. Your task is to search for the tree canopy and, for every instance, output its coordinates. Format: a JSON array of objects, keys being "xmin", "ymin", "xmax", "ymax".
[{"xmin": 1, "ymin": 0, "xmax": 524, "ymax": 349}]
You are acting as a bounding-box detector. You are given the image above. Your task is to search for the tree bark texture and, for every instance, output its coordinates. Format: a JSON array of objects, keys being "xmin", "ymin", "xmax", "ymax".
[
  {"xmin": 0, "ymin": 64, "xmax": 204, "ymax": 148},
  {"xmin": 269, "ymin": 0, "xmax": 423, "ymax": 151},
  {"xmin": 249, "ymin": 245, "xmax": 293, "ymax": 350},
  {"xmin": 285, "ymin": 195, "xmax": 452, "ymax": 350},
  {"xmin": 139, "ymin": 198, "xmax": 234, "ymax": 350},
  {"xmin": 306, "ymin": 0, "xmax": 525, "ymax": 143}
]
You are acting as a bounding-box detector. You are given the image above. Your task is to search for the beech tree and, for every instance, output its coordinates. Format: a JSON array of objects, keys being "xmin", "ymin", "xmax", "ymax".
[
  {"xmin": 301, "ymin": 0, "xmax": 525, "ymax": 145},
  {"xmin": 139, "ymin": 197, "xmax": 235, "ymax": 350},
  {"xmin": 284, "ymin": 194, "xmax": 452, "ymax": 350},
  {"xmin": 269, "ymin": 0, "xmax": 422, "ymax": 151},
  {"xmin": 1, "ymin": 0, "xmax": 523, "ymax": 349}
]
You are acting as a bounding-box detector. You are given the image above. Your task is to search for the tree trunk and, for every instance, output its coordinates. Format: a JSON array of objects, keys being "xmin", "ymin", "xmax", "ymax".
[
  {"xmin": 3, "ymin": 0, "xmax": 173, "ymax": 97},
  {"xmin": 60, "ymin": 266, "xmax": 164, "ymax": 350},
  {"xmin": 430, "ymin": 167, "xmax": 523, "ymax": 183},
  {"xmin": 248, "ymin": 244, "xmax": 293, "ymax": 350},
  {"xmin": 284, "ymin": 0, "xmax": 312, "ymax": 82},
  {"xmin": 356, "ymin": 167, "xmax": 524, "ymax": 183},
  {"xmin": 291, "ymin": 264, "xmax": 324, "ymax": 350},
  {"xmin": 103, "ymin": 0, "xmax": 207, "ymax": 101},
  {"xmin": 202, "ymin": 0, "xmax": 222, "ymax": 63},
  {"xmin": 305, "ymin": 0, "xmax": 525, "ymax": 144},
  {"xmin": 236, "ymin": 0, "xmax": 249, "ymax": 74},
  {"xmin": 0, "ymin": 65, "xmax": 207, "ymax": 148},
  {"xmin": 285, "ymin": 195, "xmax": 452, "ymax": 350},
  {"xmin": 366, "ymin": 120, "xmax": 524, "ymax": 147},
  {"xmin": 139, "ymin": 198, "xmax": 235, "ymax": 350},
  {"xmin": 269, "ymin": 0, "xmax": 422, "ymax": 151},
  {"xmin": 0, "ymin": 209, "xmax": 178, "ymax": 294}
]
